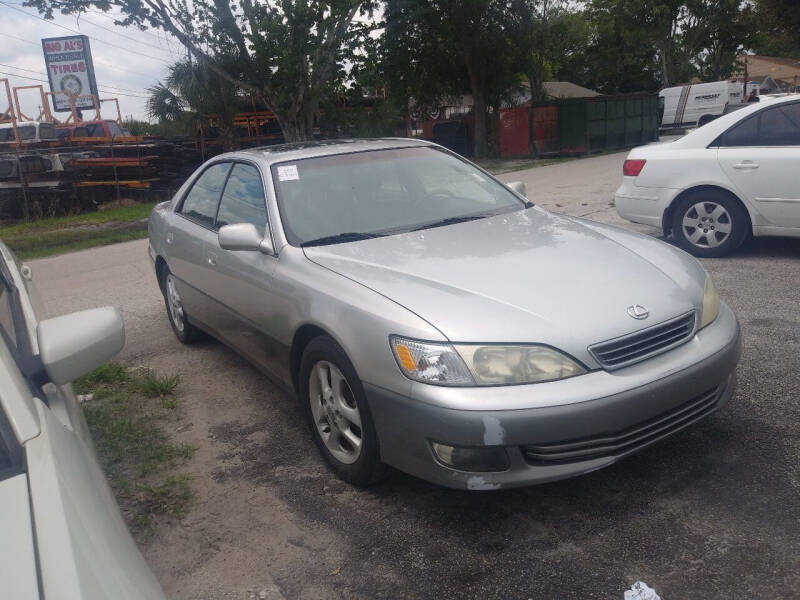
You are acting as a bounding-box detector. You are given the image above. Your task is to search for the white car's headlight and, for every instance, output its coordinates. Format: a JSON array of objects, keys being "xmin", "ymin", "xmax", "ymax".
[
  {"xmin": 699, "ymin": 273, "xmax": 720, "ymax": 329},
  {"xmin": 390, "ymin": 336, "xmax": 585, "ymax": 386}
]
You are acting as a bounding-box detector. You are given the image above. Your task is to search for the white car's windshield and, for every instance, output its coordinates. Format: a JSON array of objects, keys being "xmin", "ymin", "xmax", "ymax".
[{"xmin": 271, "ymin": 146, "xmax": 527, "ymax": 246}]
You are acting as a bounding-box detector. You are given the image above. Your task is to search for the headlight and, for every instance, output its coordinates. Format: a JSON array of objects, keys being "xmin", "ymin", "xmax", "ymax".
[
  {"xmin": 390, "ymin": 336, "xmax": 474, "ymax": 385},
  {"xmin": 699, "ymin": 274, "xmax": 720, "ymax": 329},
  {"xmin": 390, "ymin": 336, "xmax": 585, "ymax": 386},
  {"xmin": 455, "ymin": 344, "xmax": 585, "ymax": 384}
]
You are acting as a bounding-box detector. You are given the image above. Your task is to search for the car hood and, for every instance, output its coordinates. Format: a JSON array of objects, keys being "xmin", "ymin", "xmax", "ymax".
[{"xmin": 303, "ymin": 208, "xmax": 704, "ymax": 363}]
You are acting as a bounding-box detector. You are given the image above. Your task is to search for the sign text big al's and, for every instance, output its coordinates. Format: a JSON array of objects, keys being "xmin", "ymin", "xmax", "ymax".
[{"xmin": 41, "ymin": 35, "xmax": 99, "ymax": 112}]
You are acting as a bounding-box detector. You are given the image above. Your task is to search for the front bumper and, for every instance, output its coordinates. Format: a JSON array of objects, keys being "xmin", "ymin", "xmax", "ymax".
[
  {"xmin": 615, "ymin": 179, "xmax": 678, "ymax": 229},
  {"xmin": 366, "ymin": 303, "xmax": 740, "ymax": 490}
]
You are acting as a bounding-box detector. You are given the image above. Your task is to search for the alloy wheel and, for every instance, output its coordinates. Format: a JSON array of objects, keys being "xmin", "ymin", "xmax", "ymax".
[
  {"xmin": 308, "ymin": 360, "xmax": 363, "ymax": 464},
  {"xmin": 165, "ymin": 274, "xmax": 186, "ymax": 332},
  {"xmin": 681, "ymin": 201, "xmax": 732, "ymax": 249}
]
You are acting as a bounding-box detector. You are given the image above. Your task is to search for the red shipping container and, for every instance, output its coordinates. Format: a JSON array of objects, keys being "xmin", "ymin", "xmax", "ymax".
[{"xmin": 498, "ymin": 106, "xmax": 529, "ymax": 157}]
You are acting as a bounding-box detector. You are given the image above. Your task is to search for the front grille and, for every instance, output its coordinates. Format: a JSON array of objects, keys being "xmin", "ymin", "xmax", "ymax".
[
  {"xmin": 522, "ymin": 386, "xmax": 720, "ymax": 465},
  {"xmin": 589, "ymin": 311, "xmax": 696, "ymax": 370}
]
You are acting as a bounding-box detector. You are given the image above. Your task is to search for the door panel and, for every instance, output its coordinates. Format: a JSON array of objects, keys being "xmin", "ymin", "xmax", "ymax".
[
  {"xmin": 165, "ymin": 161, "xmax": 232, "ymax": 329},
  {"xmin": 719, "ymin": 147, "xmax": 800, "ymax": 227},
  {"xmin": 716, "ymin": 102, "xmax": 800, "ymax": 228},
  {"xmin": 201, "ymin": 162, "xmax": 286, "ymax": 379}
]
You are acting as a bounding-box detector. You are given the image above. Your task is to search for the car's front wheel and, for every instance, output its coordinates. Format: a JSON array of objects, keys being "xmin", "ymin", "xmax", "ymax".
[
  {"xmin": 671, "ymin": 190, "xmax": 749, "ymax": 257},
  {"xmin": 299, "ymin": 336, "xmax": 387, "ymax": 486}
]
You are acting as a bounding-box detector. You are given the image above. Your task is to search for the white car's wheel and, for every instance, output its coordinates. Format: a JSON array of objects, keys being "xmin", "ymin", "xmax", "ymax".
[{"xmin": 671, "ymin": 191, "xmax": 749, "ymax": 257}]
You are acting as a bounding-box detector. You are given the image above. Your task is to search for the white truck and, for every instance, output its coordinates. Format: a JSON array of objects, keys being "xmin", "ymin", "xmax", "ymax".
[{"xmin": 659, "ymin": 80, "xmax": 757, "ymax": 130}]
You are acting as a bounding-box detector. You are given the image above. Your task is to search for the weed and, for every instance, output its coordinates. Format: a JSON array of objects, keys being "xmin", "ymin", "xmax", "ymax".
[{"xmin": 77, "ymin": 362, "xmax": 195, "ymax": 537}]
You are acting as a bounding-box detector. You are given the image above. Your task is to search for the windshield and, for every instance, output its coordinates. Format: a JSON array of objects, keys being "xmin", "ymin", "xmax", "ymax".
[{"xmin": 272, "ymin": 146, "xmax": 526, "ymax": 246}]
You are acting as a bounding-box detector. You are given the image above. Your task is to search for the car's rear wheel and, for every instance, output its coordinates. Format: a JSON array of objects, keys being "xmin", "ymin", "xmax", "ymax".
[
  {"xmin": 160, "ymin": 266, "xmax": 203, "ymax": 343},
  {"xmin": 299, "ymin": 335, "xmax": 387, "ymax": 486},
  {"xmin": 671, "ymin": 190, "xmax": 749, "ymax": 257}
]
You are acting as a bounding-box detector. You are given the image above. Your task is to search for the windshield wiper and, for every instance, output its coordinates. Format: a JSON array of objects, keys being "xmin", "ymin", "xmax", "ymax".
[
  {"xmin": 300, "ymin": 231, "xmax": 384, "ymax": 247},
  {"xmin": 410, "ymin": 213, "xmax": 491, "ymax": 232}
]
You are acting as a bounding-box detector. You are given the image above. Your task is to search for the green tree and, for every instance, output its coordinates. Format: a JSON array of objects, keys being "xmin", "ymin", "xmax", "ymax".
[
  {"xmin": 26, "ymin": 0, "xmax": 375, "ymax": 141},
  {"xmin": 384, "ymin": 0, "xmax": 518, "ymax": 157},
  {"xmin": 753, "ymin": 0, "xmax": 800, "ymax": 57},
  {"xmin": 146, "ymin": 58, "xmax": 240, "ymax": 149}
]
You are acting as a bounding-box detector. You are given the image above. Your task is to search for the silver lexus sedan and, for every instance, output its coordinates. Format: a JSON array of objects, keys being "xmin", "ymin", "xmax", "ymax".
[{"xmin": 148, "ymin": 139, "xmax": 740, "ymax": 490}]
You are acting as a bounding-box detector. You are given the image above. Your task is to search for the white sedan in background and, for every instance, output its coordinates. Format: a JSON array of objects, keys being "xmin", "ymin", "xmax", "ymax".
[{"xmin": 616, "ymin": 95, "xmax": 800, "ymax": 257}]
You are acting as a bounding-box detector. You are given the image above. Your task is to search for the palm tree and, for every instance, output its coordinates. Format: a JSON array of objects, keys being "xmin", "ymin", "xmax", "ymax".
[{"xmin": 147, "ymin": 57, "xmax": 241, "ymax": 149}]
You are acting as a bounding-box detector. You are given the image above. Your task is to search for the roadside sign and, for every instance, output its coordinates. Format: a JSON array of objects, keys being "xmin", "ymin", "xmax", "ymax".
[{"xmin": 41, "ymin": 35, "xmax": 99, "ymax": 112}]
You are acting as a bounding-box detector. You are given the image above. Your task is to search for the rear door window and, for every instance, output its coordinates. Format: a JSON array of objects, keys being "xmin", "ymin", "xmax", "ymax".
[
  {"xmin": 179, "ymin": 162, "xmax": 231, "ymax": 228},
  {"xmin": 720, "ymin": 103, "xmax": 800, "ymax": 147},
  {"xmin": 758, "ymin": 103, "xmax": 800, "ymax": 146},
  {"xmin": 215, "ymin": 163, "xmax": 268, "ymax": 231}
]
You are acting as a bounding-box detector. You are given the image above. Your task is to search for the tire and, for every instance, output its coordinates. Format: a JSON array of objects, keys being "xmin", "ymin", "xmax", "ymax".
[
  {"xmin": 299, "ymin": 335, "xmax": 388, "ymax": 486},
  {"xmin": 671, "ymin": 190, "xmax": 749, "ymax": 258},
  {"xmin": 697, "ymin": 114, "xmax": 716, "ymax": 127},
  {"xmin": 160, "ymin": 265, "xmax": 203, "ymax": 344}
]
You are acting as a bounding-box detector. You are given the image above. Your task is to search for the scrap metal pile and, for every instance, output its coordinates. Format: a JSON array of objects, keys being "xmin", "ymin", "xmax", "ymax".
[{"xmin": 0, "ymin": 80, "xmax": 202, "ymax": 220}]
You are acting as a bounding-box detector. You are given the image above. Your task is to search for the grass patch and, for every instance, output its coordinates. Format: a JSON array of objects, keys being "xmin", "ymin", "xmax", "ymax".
[
  {"xmin": 0, "ymin": 202, "xmax": 154, "ymax": 260},
  {"xmin": 477, "ymin": 156, "xmax": 572, "ymax": 175},
  {"xmin": 76, "ymin": 363, "xmax": 194, "ymax": 537}
]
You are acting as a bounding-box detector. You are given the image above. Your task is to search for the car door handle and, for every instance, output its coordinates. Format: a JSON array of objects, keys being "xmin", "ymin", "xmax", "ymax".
[
  {"xmin": 166, "ymin": 231, "xmax": 174, "ymax": 244},
  {"xmin": 207, "ymin": 251, "xmax": 218, "ymax": 266},
  {"xmin": 732, "ymin": 161, "xmax": 759, "ymax": 170}
]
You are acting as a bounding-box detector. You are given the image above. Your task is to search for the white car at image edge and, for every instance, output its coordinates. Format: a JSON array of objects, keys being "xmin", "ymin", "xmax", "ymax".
[
  {"xmin": 0, "ymin": 242, "xmax": 166, "ymax": 600},
  {"xmin": 616, "ymin": 95, "xmax": 800, "ymax": 257}
]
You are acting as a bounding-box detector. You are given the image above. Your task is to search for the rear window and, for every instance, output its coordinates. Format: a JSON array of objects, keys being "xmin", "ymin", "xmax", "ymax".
[
  {"xmin": 16, "ymin": 126, "xmax": 35, "ymax": 141},
  {"xmin": 105, "ymin": 121, "xmax": 123, "ymax": 137},
  {"xmin": 38, "ymin": 123, "xmax": 56, "ymax": 140}
]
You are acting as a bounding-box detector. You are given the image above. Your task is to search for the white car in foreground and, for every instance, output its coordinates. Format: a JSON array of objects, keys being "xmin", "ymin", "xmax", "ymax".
[
  {"xmin": 616, "ymin": 95, "xmax": 800, "ymax": 257},
  {"xmin": 0, "ymin": 242, "xmax": 166, "ymax": 599}
]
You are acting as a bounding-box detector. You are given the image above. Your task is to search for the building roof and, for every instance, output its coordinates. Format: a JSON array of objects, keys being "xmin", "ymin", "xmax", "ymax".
[
  {"xmin": 541, "ymin": 81, "xmax": 600, "ymax": 99},
  {"xmin": 737, "ymin": 55, "xmax": 800, "ymax": 81}
]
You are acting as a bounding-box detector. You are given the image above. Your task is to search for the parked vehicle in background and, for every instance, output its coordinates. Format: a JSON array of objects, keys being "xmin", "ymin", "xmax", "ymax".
[
  {"xmin": 616, "ymin": 95, "xmax": 800, "ymax": 257},
  {"xmin": 0, "ymin": 242, "xmax": 166, "ymax": 600},
  {"xmin": 0, "ymin": 122, "xmax": 58, "ymax": 145},
  {"xmin": 56, "ymin": 119, "xmax": 130, "ymax": 140},
  {"xmin": 149, "ymin": 138, "xmax": 739, "ymax": 490},
  {"xmin": 659, "ymin": 80, "xmax": 747, "ymax": 129}
]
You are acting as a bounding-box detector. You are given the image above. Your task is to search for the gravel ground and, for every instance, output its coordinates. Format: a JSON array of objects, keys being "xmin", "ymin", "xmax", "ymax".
[{"xmin": 27, "ymin": 150, "xmax": 800, "ymax": 600}]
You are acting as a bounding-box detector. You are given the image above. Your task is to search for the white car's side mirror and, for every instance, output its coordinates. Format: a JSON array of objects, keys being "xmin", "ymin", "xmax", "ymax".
[
  {"xmin": 37, "ymin": 307, "xmax": 125, "ymax": 385},
  {"xmin": 218, "ymin": 223, "xmax": 274, "ymax": 255},
  {"xmin": 506, "ymin": 181, "xmax": 527, "ymax": 198}
]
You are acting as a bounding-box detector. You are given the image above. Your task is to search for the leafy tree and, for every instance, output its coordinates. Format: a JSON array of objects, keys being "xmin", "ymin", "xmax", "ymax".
[
  {"xmin": 684, "ymin": 0, "xmax": 757, "ymax": 81},
  {"xmin": 384, "ymin": 0, "xmax": 518, "ymax": 157},
  {"xmin": 26, "ymin": 0, "xmax": 375, "ymax": 141},
  {"xmin": 753, "ymin": 0, "xmax": 800, "ymax": 57},
  {"xmin": 147, "ymin": 58, "xmax": 240, "ymax": 149}
]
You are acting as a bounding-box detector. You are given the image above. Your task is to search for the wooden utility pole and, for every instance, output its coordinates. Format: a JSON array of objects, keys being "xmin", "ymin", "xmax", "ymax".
[{"xmin": 742, "ymin": 55, "xmax": 748, "ymax": 99}]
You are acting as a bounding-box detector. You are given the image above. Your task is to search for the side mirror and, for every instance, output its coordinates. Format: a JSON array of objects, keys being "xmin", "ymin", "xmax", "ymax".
[
  {"xmin": 506, "ymin": 181, "xmax": 527, "ymax": 198},
  {"xmin": 218, "ymin": 223, "xmax": 274, "ymax": 255},
  {"xmin": 37, "ymin": 307, "xmax": 125, "ymax": 385}
]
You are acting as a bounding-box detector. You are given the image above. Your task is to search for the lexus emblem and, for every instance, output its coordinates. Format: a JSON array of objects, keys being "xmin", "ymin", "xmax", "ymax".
[{"xmin": 627, "ymin": 304, "xmax": 649, "ymax": 320}]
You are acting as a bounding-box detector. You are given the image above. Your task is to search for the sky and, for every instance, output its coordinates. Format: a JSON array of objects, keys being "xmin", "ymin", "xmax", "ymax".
[{"xmin": 0, "ymin": 0, "xmax": 182, "ymax": 121}]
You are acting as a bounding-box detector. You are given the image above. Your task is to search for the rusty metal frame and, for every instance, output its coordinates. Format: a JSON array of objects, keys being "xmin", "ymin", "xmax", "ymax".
[
  {"xmin": 0, "ymin": 78, "xmax": 20, "ymax": 146},
  {"xmin": 99, "ymin": 97, "xmax": 122, "ymax": 124},
  {"xmin": 12, "ymin": 85, "xmax": 54, "ymax": 123}
]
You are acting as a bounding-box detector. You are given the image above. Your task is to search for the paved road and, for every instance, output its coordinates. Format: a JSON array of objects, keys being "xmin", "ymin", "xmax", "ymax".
[{"xmin": 29, "ymin": 150, "xmax": 800, "ymax": 600}]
